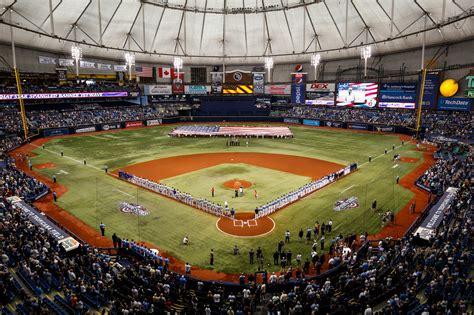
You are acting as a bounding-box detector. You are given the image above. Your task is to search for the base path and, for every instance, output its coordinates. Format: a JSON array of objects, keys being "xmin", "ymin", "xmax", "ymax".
[
  {"xmin": 217, "ymin": 213, "xmax": 275, "ymax": 237},
  {"xmin": 33, "ymin": 162, "xmax": 56, "ymax": 169},
  {"xmin": 223, "ymin": 179, "xmax": 252, "ymax": 189},
  {"xmin": 114, "ymin": 152, "xmax": 344, "ymax": 182}
]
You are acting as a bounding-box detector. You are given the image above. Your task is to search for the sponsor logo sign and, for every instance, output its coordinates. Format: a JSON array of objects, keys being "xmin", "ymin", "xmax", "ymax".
[
  {"xmin": 59, "ymin": 58, "xmax": 74, "ymax": 66},
  {"xmin": 375, "ymin": 126, "xmax": 395, "ymax": 132},
  {"xmin": 101, "ymin": 123, "xmax": 121, "ymax": 131},
  {"xmin": 291, "ymin": 73, "xmax": 306, "ymax": 104},
  {"xmin": 302, "ymin": 119, "xmax": 320, "ymax": 126},
  {"xmin": 185, "ymin": 85, "xmax": 210, "ymax": 95},
  {"xmin": 0, "ymin": 92, "xmax": 128, "ymax": 100},
  {"xmin": 172, "ymin": 72, "xmax": 185, "ymax": 94},
  {"xmin": 119, "ymin": 202, "xmax": 149, "ymax": 216},
  {"xmin": 306, "ymin": 83, "xmax": 336, "ymax": 92},
  {"xmin": 420, "ymin": 72, "xmax": 439, "ymax": 109},
  {"xmin": 97, "ymin": 63, "xmax": 113, "ymax": 70},
  {"xmin": 283, "ymin": 118, "xmax": 300, "ymax": 124},
  {"xmin": 437, "ymin": 97, "xmax": 472, "ymax": 111},
  {"xmin": 114, "ymin": 64, "xmax": 128, "ymax": 72},
  {"xmin": 466, "ymin": 75, "xmax": 474, "ymax": 98},
  {"xmin": 125, "ymin": 121, "xmax": 143, "ymax": 128},
  {"xmin": 336, "ymin": 82, "xmax": 378, "ymax": 107},
  {"xmin": 253, "ymin": 72, "xmax": 265, "ymax": 94},
  {"xmin": 38, "ymin": 56, "xmax": 56, "ymax": 64},
  {"xmin": 146, "ymin": 119, "xmax": 162, "ymax": 126},
  {"xmin": 265, "ymin": 84, "xmax": 291, "ymax": 95},
  {"xmin": 379, "ymin": 82, "xmax": 417, "ymax": 109},
  {"xmin": 143, "ymin": 84, "xmax": 172, "ymax": 95},
  {"xmin": 43, "ymin": 128, "xmax": 69, "ymax": 137},
  {"xmin": 211, "ymin": 72, "xmax": 223, "ymax": 94},
  {"xmin": 324, "ymin": 121, "xmax": 343, "ymax": 128},
  {"xmin": 348, "ymin": 123, "xmax": 368, "ymax": 130},
  {"xmin": 75, "ymin": 126, "xmax": 97, "ymax": 134},
  {"xmin": 80, "ymin": 60, "xmax": 96, "ymax": 69}
]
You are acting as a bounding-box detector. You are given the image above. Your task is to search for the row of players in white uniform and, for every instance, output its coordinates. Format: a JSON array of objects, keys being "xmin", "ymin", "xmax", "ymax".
[
  {"xmin": 125, "ymin": 174, "xmax": 226, "ymax": 217},
  {"xmin": 254, "ymin": 169, "xmax": 346, "ymax": 219}
]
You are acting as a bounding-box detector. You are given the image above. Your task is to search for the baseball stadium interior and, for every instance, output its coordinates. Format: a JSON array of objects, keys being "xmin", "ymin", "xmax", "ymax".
[{"xmin": 0, "ymin": 0, "xmax": 473, "ymax": 314}]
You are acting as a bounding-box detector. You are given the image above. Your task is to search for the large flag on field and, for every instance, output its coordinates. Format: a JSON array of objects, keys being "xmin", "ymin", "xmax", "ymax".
[{"xmin": 158, "ymin": 67, "xmax": 174, "ymax": 79}]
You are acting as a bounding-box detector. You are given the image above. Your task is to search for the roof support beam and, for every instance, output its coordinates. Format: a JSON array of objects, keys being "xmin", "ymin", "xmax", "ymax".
[
  {"xmin": 452, "ymin": 0, "xmax": 468, "ymax": 15},
  {"xmin": 375, "ymin": 0, "xmax": 401, "ymax": 38},
  {"xmin": 150, "ymin": 6, "xmax": 166, "ymax": 53},
  {"xmin": 242, "ymin": 0, "xmax": 248, "ymax": 56},
  {"xmin": 322, "ymin": 1, "xmax": 345, "ymax": 47},
  {"xmin": 10, "ymin": 8, "xmax": 48, "ymax": 34},
  {"xmin": 142, "ymin": 2, "xmax": 146, "ymax": 51},
  {"xmin": 344, "ymin": 0, "xmax": 349, "ymax": 46},
  {"xmin": 64, "ymin": 0, "xmax": 92, "ymax": 39},
  {"xmin": 198, "ymin": 0, "xmax": 208, "ymax": 54},
  {"xmin": 395, "ymin": 14, "xmax": 425, "ymax": 37},
  {"xmin": 173, "ymin": 0, "xmax": 188, "ymax": 55},
  {"xmin": 414, "ymin": 0, "xmax": 437, "ymax": 25},
  {"xmin": 76, "ymin": 24, "xmax": 99, "ymax": 45},
  {"xmin": 98, "ymin": 0, "xmax": 103, "ymax": 45},
  {"xmin": 0, "ymin": 0, "xmax": 17, "ymax": 18},
  {"xmin": 102, "ymin": 0, "xmax": 122, "ymax": 37},
  {"xmin": 280, "ymin": 0, "xmax": 296, "ymax": 52},
  {"xmin": 351, "ymin": 0, "xmax": 376, "ymax": 44},
  {"xmin": 48, "ymin": 0, "xmax": 55, "ymax": 35},
  {"xmin": 123, "ymin": 3, "xmax": 143, "ymax": 49},
  {"xmin": 304, "ymin": 6, "xmax": 321, "ymax": 50},
  {"xmin": 222, "ymin": 0, "xmax": 226, "ymax": 57},
  {"xmin": 262, "ymin": 0, "xmax": 272, "ymax": 54},
  {"xmin": 40, "ymin": 0, "xmax": 62, "ymax": 29}
]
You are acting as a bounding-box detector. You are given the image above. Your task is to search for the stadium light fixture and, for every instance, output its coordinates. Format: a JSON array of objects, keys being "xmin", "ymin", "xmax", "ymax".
[
  {"xmin": 173, "ymin": 56, "xmax": 183, "ymax": 77},
  {"xmin": 124, "ymin": 52, "xmax": 135, "ymax": 81},
  {"xmin": 310, "ymin": 53, "xmax": 321, "ymax": 81},
  {"xmin": 265, "ymin": 57, "xmax": 273, "ymax": 83},
  {"xmin": 361, "ymin": 45, "xmax": 371, "ymax": 78},
  {"xmin": 71, "ymin": 46, "xmax": 82, "ymax": 79}
]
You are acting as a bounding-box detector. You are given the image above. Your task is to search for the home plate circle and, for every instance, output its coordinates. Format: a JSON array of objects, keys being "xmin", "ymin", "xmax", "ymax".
[{"xmin": 216, "ymin": 213, "xmax": 275, "ymax": 238}]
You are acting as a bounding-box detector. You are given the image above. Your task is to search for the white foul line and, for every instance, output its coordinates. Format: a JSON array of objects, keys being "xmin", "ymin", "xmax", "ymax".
[
  {"xmin": 28, "ymin": 143, "xmax": 102, "ymax": 171},
  {"xmin": 358, "ymin": 140, "xmax": 410, "ymax": 168},
  {"xmin": 341, "ymin": 184, "xmax": 356, "ymax": 193},
  {"xmin": 113, "ymin": 189, "xmax": 134, "ymax": 198}
]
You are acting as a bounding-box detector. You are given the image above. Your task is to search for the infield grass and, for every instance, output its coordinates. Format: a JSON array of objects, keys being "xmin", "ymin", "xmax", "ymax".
[{"xmin": 30, "ymin": 125, "xmax": 424, "ymax": 274}]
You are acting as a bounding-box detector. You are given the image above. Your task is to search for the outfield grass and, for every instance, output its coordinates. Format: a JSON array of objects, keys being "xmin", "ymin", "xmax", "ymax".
[
  {"xmin": 161, "ymin": 163, "xmax": 312, "ymax": 211},
  {"xmin": 30, "ymin": 125, "xmax": 424, "ymax": 274}
]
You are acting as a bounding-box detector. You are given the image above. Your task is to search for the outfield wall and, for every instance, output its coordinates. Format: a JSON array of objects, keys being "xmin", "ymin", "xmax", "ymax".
[{"xmin": 39, "ymin": 116, "xmax": 416, "ymax": 138}]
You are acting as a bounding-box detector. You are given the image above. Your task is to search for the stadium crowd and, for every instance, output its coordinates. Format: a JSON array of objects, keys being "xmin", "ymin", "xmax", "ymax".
[{"xmin": 0, "ymin": 82, "xmax": 140, "ymax": 95}]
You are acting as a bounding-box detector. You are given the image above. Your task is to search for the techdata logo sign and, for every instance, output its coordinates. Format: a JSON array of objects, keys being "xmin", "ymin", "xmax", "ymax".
[{"xmin": 291, "ymin": 73, "xmax": 306, "ymax": 104}]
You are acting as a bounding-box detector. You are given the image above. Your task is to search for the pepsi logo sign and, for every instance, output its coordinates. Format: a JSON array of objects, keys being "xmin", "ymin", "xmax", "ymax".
[{"xmin": 294, "ymin": 64, "xmax": 303, "ymax": 72}]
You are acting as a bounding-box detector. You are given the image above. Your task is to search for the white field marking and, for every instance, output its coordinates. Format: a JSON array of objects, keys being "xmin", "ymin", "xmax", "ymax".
[
  {"xmin": 29, "ymin": 143, "xmax": 102, "ymax": 171},
  {"xmin": 341, "ymin": 185, "xmax": 356, "ymax": 194},
  {"xmin": 392, "ymin": 164, "xmax": 399, "ymax": 169},
  {"xmin": 112, "ymin": 189, "xmax": 134, "ymax": 198},
  {"xmin": 358, "ymin": 140, "xmax": 412, "ymax": 168},
  {"xmin": 59, "ymin": 170, "xmax": 69, "ymax": 174},
  {"xmin": 216, "ymin": 217, "xmax": 276, "ymax": 238},
  {"xmin": 233, "ymin": 220, "xmax": 244, "ymax": 227},
  {"xmin": 247, "ymin": 219, "xmax": 258, "ymax": 227}
]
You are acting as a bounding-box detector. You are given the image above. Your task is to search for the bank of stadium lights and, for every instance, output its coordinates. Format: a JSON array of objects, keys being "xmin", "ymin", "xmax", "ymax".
[
  {"xmin": 71, "ymin": 46, "xmax": 82, "ymax": 79},
  {"xmin": 124, "ymin": 52, "xmax": 135, "ymax": 80},
  {"xmin": 311, "ymin": 53, "xmax": 321, "ymax": 81},
  {"xmin": 173, "ymin": 56, "xmax": 183, "ymax": 76},
  {"xmin": 265, "ymin": 57, "xmax": 274, "ymax": 83},
  {"xmin": 361, "ymin": 45, "xmax": 372, "ymax": 78}
]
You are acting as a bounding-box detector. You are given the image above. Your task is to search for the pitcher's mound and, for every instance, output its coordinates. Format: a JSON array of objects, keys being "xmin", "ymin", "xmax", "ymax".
[{"xmin": 223, "ymin": 179, "xmax": 252, "ymax": 189}]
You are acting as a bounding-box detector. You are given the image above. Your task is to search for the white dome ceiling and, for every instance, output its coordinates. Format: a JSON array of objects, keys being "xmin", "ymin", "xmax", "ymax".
[{"xmin": 0, "ymin": 0, "xmax": 473, "ymax": 64}]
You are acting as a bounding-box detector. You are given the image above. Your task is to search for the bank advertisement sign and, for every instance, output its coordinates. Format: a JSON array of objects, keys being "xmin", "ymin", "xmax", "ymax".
[
  {"xmin": 420, "ymin": 72, "xmax": 440, "ymax": 109},
  {"xmin": 185, "ymin": 85, "xmax": 210, "ymax": 95},
  {"xmin": 438, "ymin": 97, "xmax": 472, "ymax": 111},
  {"xmin": 143, "ymin": 84, "xmax": 172, "ymax": 95},
  {"xmin": 291, "ymin": 73, "xmax": 306, "ymax": 104},
  {"xmin": 379, "ymin": 83, "xmax": 417, "ymax": 109},
  {"xmin": 305, "ymin": 83, "xmax": 335, "ymax": 105}
]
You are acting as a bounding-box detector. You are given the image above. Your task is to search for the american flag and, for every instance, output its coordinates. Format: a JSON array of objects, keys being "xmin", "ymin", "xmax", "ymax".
[{"xmin": 135, "ymin": 66, "xmax": 153, "ymax": 78}]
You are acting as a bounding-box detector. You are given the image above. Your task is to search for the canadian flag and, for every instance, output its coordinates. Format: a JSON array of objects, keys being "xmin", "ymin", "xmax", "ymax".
[{"xmin": 158, "ymin": 67, "xmax": 174, "ymax": 79}]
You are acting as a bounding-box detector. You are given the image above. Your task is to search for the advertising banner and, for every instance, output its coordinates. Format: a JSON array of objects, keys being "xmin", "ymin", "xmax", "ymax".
[
  {"xmin": 185, "ymin": 85, "xmax": 210, "ymax": 95},
  {"xmin": 56, "ymin": 68, "xmax": 67, "ymax": 82},
  {"xmin": 0, "ymin": 92, "xmax": 128, "ymax": 100},
  {"xmin": 101, "ymin": 123, "xmax": 121, "ymax": 131},
  {"xmin": 283, "ymin": 118, "xmax": 300, "ymax": 124},
  {"xmin": 143, "ymin": 85, "xmax": 172, "ymax": 95},
  {"xmin": 348, "ymin": 123, "xmax": 368, "ymax": 130},
  {"xmin": 58, "ymin": 58, "xmax": 74, "ymax": 66},
  {"xmin": 12, "ymin": 200, "xmax": 80, "ymax": 251},
  {"xmin": 414, "ymin": 187, "xmax": 458, "ymax": 240},
  {"xmin": 114, "ymin": 65, "xmax": 128, "ymax": 72},
  {"xmin": 211, "ymin": 72, "xmax": 223, "ymax": 94},
  {"xmin": 302, "ymin": 119, "xmax": 320, "ymax": 126},
  {"xmin": 420, "ymin": 72, "xmax": 439, "ymax": 109},
  {"xmin": 97, "ymin": 63, "xmax": 113, "ymax": 71},
  {"xmin": 375, "ymin": 125, "xmax": 395, "ymax": 132},
  {"xmin": 379, "ymin": 83, "xmax": 417, "ymax": 109},
  {"xmin": 253, "ymin": 72, "xmax": 265, "ymax": 94},
  {"xmin": 80, "ymin": 60, "xmax": 96, "ymax": 69},
  {"xmin": 438, "ymin": 97, "xmax": 472, "ymax": 111},
  {"xmin": 125, "ymin": 121, "xmax": 143, "ymax": 128},
  {"xmin": 336, "ymin": 82, "xmax": 378, "ymax": 107},
  {"xmin": 75, "ymin": 126, "xmax": 97, "ymax": 134},
  {"xmin": 225, "ymin": 70, "xmax": 253, "ymax": 84},
  {"xmin": 39, "ymin": 56, "xmax": 56, "ymax": 64},
  {"xmin": 291, "ymin": 73, "xmax": 306, "ymax": 104},
  {"xmin": 305, "ymin": 82, "xmax": 335, "ymax": 105},
  {"xmin": 324, "ymin": 121, "xmax": 343, "ymax": 128},
  {"xmin": 43, "ymin": 128, "xmax": 69, "ymax": 137},
  {"xmin": 146, "ymin": 119, "xmax": 162, "ymax": 126},
  {"xmin": 265, "ymin": 84, "xmax": 292, "ymax": 95},
  {"xmin": 223, "ymin": 85, "xmax": 253, "ymax": 94},
  {"xmin": 172, "ymin": 72, "xmax": 185, "ymax": 94}
]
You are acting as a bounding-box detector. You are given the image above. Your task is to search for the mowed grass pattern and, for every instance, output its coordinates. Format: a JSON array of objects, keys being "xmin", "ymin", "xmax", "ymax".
[
  {"xmin": 161, "ymin": 163, "xmax": 312, "ymax": 211},
  {"xmin": 31, "ymin": 125, "xmax": 423, "ymax": 273}
]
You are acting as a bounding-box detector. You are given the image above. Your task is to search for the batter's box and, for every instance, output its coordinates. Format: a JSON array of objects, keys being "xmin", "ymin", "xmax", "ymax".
[
  {"xmin": 246, "ymin": 219, "xmax": 257, "ymax": 227},
  {"xmin": 233, "ymin": 220, "xmax": 244, "ymax": 227}
]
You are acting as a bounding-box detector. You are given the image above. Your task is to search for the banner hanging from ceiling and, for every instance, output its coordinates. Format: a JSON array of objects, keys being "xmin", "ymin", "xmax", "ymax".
[
  {"xmin": 172, "ymin": 72, "xmax": 184, "ymax": 94},
  {"xmin": 211, "ymin": 72, "xmax": 223, "ymax": 94},
  {"xmin": 420, "ymin": 72, "xmax": 440, "ymax": 109},
  {"xmin": 291, "ymin": 73, "xmax": 307, "ymax": 104},
  {"xmin": 253, "ymin": 73, "xmax": 265, "ymax": 94}
]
